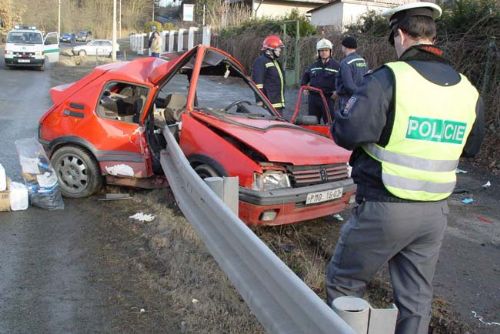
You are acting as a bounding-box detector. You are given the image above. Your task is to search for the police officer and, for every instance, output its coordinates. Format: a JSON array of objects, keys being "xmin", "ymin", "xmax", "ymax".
[
  {"xmin": 325, "ymin": 3, "xmax": 484, "ymax": 334},
  {"xmin": 301, "ymin": 38, "xmax": 339, "ymax": 123},
  {"xmin": 252, "ymin": 35, "xmax": 286, "ymax": 115},
  {"xmin": 335, "ymin": 36, "xmax": 368, "ymax": 111}
]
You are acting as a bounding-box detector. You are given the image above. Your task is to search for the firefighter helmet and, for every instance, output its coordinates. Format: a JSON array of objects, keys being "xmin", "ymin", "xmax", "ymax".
[
  {"xmin": 262, "ymin": 35, "xmax": 284, "ymax": 50},
  {"xmin": 316, "ymin": 38, "xmax": 333, "ymax": 51}
]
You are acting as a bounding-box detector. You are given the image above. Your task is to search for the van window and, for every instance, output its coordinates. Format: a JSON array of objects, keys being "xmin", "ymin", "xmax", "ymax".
[{"xmin": 7, "ymin": 31, "xmax": 43, "ymax": 44}]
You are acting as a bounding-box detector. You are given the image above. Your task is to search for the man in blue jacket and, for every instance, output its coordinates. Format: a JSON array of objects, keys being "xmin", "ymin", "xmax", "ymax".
[
  {"xmin": 301, "ymin": 38, "xmax": 339, "ymax": 123},
  {"xmin": 335, "ymin": 36, "xmax": 368, "ymax": 111}
]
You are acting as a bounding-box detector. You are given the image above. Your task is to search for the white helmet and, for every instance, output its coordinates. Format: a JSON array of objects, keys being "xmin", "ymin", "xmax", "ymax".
[{"xmin": 316, "ymin": 38, "xmax": 333, "ymax": 51}]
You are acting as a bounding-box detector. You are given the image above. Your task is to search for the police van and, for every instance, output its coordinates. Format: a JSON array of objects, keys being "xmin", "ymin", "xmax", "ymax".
[{"xmin": 4, "ymin": 25, "xmax": 59, "ymax": 71}]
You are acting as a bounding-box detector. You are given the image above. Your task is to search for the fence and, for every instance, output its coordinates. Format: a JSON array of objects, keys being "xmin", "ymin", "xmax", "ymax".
[
  {"xmin": 129, "ymin": 26, "xmax": 211, "ymax": 55},
  {"xmin": 159, "ymin": 126, "xmax": 356, "ymax": 334}
]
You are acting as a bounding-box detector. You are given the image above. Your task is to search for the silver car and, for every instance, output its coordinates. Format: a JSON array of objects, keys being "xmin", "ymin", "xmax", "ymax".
[{"xmin": 72, "ymin": 40, "xmax": 119, "ymax": 57}]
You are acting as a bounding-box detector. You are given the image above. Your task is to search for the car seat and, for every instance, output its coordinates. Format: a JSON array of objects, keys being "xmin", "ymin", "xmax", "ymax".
[{"xmin": 163, "ymin": 93, "xmax": 187, "ymax": 124}]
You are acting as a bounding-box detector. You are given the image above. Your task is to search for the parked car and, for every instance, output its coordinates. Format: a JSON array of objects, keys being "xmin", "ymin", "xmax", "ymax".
[
  {"xmin": 60, "ymin": 32, "xmax": 76, "ymax": 43},
  {"xmin": 72, "ymin": 39, "xmax": 119, "ymax": 57},
  {"xmin": 76, "ymin": 30, "xmax": 92, "ymax": 42},
  {"xmin": 38, "ymin": 45, "xmax": 355, "ymax": 225}
]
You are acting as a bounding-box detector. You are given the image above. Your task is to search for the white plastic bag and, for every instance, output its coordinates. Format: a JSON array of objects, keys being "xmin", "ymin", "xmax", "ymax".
[
  {"xmin": 15, "ymin": 138, "xmax": 64, "ymax": 210},
  {"xmin": 0, "ymin": 163, "xmax": 6, "ymax": 191}
]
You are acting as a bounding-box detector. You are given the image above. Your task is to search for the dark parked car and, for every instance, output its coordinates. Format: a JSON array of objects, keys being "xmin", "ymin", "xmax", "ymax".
[
  {"xmin": 76, "ymin": 30, "xmax": 92, "ymax": 42},
  {"xmin": 59, "ymin": 32, "xmax": 75, "ymax": 43}
]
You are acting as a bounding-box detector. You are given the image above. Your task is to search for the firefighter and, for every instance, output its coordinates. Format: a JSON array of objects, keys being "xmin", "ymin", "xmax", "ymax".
[
  {"xmin": 325, "ymin": 3, "xmax": 485, "ymax": 334},
  {"xmin": 335, "ymin": 36, "xmax": 368, "ymax": 111},
  {"xmin": 252, "ymin": 35, "xmax": 286, "ymax": 115},
  {"xmin": 301, "ymin": 38, "xmax": 339, "ymax": 123}
]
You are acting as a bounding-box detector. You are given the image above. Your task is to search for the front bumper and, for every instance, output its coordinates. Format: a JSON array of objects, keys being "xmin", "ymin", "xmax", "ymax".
[
  {"xmin": 5, "ymin": 57, "xmax": 44, "ymax": 66},
  {"xmin": 239, "ymin": 179, "xmax": 356, "ymax": 225}
]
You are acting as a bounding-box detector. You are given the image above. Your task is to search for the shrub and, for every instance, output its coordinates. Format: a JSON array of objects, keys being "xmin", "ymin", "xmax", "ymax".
[
  {"xmin": 144, "ymin": 21, "xmax": 162, "ymax": 32},
  {"xmin": 163, "ymin": 22, "xmax": 176, "ymax": 31}
]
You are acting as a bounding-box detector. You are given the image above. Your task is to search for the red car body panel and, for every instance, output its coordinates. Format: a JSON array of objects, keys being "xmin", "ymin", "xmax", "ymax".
[{"xmin": 39, "ymin": 45, "xmax": 355, "ymax": 225}]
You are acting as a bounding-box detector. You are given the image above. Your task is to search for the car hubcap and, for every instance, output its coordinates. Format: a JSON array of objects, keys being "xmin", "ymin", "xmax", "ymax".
[{"xmin": 57, "ymin": 155, "xmax": 88, "ymax": 193}]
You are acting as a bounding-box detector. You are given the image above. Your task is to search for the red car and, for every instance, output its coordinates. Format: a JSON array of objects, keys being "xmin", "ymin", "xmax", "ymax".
[{"xmin": 38, "ymin": 45, "xmax": 355, "ymax": 225}]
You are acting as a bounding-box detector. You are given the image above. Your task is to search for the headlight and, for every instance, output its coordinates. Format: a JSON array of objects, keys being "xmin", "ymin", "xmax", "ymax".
[
  {"xmin": 346, "ymin": 163, "xmax": 352, "ymax": 177},
  {"xmin": 5, "ymin": 50, "xmax": 12, "ymax": 55},
  {"xmin": 252, "ymin": 171, "xmax": 291, "ymax": 191}
]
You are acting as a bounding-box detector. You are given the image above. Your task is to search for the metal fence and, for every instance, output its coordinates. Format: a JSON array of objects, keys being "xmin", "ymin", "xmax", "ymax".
[{"xmin": 159, "ymin": 126, "xmax": 355, "ymax": 334}]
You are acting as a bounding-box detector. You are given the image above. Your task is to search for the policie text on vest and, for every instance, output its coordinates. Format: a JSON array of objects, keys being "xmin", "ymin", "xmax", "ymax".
[{"xmin": 406, "ymin": 116, "xmax": 467, "ymax": 144}]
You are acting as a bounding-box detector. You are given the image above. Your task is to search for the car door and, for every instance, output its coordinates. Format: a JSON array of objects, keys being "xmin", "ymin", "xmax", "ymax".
[
  {"xmin": 43, "ymin": 32, "xmax": 59, "ymax": 63},
  {"xmin": 86, "ymin": 41, "xmax": 97, "ymax": 55},
  {"xmin": 290, "ymin": 85, "xmax": 333, "ymax": 138}
]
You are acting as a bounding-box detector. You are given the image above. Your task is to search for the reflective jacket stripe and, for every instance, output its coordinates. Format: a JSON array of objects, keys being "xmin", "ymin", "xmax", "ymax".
[
  {"xmin": 272, "ymin": 102, "xmax": 284, "ymax": 108},
  {"xmin": 256, "ymin": 84, "xmax": 264, "ymax": 89},
  {"xmin": 274, "ymin": 60, "xmax": 285, "ymax": 107},
  {"xmin": 265, "ymin": 62, "xmax": 275, "ymax": 68},
  {"xmin": 382, "ymin": 173, "xmax": 456, "ymax": 193},
  {"xmin": 347, "ymin": 58, "xmax": 366, "ymax": 65},
  {"xmin": 363, "ymin": 143, "xmax": 459, "ymax": 172}
]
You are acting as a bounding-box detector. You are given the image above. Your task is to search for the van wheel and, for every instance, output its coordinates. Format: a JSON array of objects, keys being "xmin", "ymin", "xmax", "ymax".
[
  {"xmin": 51, "ymin": 146, "xmax": 102, "ymax": 198},
  {"xmin": 194, "ymin": 164, "xmax": 220, "ymax": 179},
  {"xmin": 79, "ymin": 50, "xmax": 86, "ymax": 57}
]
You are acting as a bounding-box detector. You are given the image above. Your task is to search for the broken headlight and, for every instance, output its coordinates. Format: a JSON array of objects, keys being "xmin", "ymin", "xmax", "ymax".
[{"xmin": 252, "ymin": 171, "xmax": 291, "ymax": 191}]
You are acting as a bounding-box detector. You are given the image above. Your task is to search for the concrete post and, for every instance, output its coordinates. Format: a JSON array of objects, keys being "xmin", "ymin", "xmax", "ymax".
[
  {"xmin": 160, "ymin": 31, "xmax": 168, "ymax": 53},
  {"xmin": 169, "ymin": 31, "xmax": 175, "ymax": 53},
  {"xmin": 202, "ymin": 26, "xmax": 211, "ymax": 46},
  {"xmin": 177, "ymin": 28, "xmax": 186, "ymax": 52},
  {"xmin": 188, "ymin": 27, "xmax": 198, "ymax": 50}
]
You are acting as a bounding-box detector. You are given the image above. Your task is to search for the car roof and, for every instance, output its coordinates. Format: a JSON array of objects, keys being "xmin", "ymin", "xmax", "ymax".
[
  {"xmin": 95, "ymin": 57, "xmax": 162, "ymax": 84},
  {"xmin": 10, "ymin": 29, "xmax": 42, "ymax": 34}
]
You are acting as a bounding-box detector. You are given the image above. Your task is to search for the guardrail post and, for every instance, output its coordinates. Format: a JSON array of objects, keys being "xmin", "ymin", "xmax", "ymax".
[
  {"xmin": 177, "ymin": 28, "xmax": 186, "ymax": 52},
  {"xmin": 202, "ymin": 26, "xmax": 211, "ymax": 46},
  {"xmin": 204, "ymin": 177, "xmax": 239, "ymax": 215},
  {"xmin": 367, "ymin": 304, "xmax": 398, "ymax": 334}
]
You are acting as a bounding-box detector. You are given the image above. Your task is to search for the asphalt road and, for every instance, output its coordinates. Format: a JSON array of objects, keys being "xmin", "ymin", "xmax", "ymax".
[{"xmin": 0, "ymin": 50, "xmax": 179, "ymax": 333}]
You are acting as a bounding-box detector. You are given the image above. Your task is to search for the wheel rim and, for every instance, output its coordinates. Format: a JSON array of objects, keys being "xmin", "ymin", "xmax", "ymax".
[{"xmin": 55, "ymin": 153, "xmax": 90, "ymax": 194}]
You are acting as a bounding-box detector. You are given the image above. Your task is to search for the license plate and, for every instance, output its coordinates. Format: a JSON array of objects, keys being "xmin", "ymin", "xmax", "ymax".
[
  {"xmin": 17, "ymin": 59, "xmax": 30, "ymax": 63},
  {"xmin": 306, "ymin": 187, "xmax": 343, "ymax": 205}
]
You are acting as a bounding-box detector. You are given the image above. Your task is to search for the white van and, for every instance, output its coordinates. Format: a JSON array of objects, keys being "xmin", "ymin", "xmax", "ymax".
[{"xmin": 4, "ymin": 26, "xmax": 59, "ymax": 71}]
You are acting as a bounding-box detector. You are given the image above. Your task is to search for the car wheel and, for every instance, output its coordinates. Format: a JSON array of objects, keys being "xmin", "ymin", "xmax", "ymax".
[
  {"xmin": 79, "ymin": 50, "xmax": 86, "ymax": 57},
  {"xmin": 194, "ymin": 164, "xmax": 220, "ymax": 179},
  {"xmin": 51, "ymin": 146, "xmax": 103, "ymax": 198}
]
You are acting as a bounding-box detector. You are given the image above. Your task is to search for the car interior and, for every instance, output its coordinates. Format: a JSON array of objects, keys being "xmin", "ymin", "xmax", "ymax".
[{"xmin": 96, "ymin": 82, "xmax": 149, "ymax": 123}]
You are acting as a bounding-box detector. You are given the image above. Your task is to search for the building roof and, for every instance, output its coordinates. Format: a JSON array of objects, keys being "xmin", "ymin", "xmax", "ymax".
[{"xmin": 308, "ymin": 0, "xmax": 406, "ymax": 13}]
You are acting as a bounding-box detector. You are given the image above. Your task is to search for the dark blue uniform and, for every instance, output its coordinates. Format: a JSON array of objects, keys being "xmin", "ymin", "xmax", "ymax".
[
  {"xmin": 301, "ymin": 58, "xmax": 339, "ymax": 123},
  {"xmin": 336, "ymin": 52, "xmax": 368, "ymax": 111},
  {"xmin": 252, "ymin": 53, "xmax": 286, "ymax": 113}
]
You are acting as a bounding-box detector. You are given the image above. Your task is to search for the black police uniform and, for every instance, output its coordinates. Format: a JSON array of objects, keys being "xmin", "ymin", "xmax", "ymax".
[
  {"xmin": 336, "ymin": 52, "xmax": 368, "ymax": 111},
  {"xmin": 301, "ymin": 58, "xmax": 339, "ymax": 122},
  {"xmin": 252, "ymin": 53, "xmax": 286, "ymax": 114}
]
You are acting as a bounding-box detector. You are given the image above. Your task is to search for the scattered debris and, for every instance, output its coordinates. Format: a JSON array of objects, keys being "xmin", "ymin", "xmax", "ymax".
[
  {"xmin": 455, "ymin": 168, "xmax": 468, "ymax": 174},
  {"xmin": 105, "ymin": 164, "xmax": 134, "ymax": 177},
  {"xmin": 482, "ymin": 181, "xmax": 491, "ymax": 188},
  {"xmin": 140, "ymin": 308, "xmax": 146, "ymax": 313},
  {"xmin": 129, "ymin": 212, "xmax": 155, "ymax": 222},
  {"xmin": 461, "ymin": 198, "xmax": 474, "ymax": 204},
  {"xmin": 333, "ymin": 213, "xmax": 344, "ymax": 222},
  {"xmin": 99, "ymin": 193, "xmax": 132, "ymax": 201},
  {"xmin": 192, "ymin": 298, "xmax": 199, "ymax": 304},
  {"xmin": 477, "ymin": 215, "xmax": 493, "ymax": 224},
  {"xmin": 471, "ymin": 311, "xmax": 500, "ymax": 326}
]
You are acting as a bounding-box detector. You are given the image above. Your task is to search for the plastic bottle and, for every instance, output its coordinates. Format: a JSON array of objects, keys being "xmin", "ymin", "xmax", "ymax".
[
  {"xmin": 0, "ymin": 163, "xmax": 6, "ymax": 191},
  {"xmin": 10, "ymin": 182, "xmax": 29, "ymax": 211}
]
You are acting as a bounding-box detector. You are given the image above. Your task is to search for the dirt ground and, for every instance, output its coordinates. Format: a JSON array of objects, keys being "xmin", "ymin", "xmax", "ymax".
[{"xmin": 48, "ymin": 56, "xmax": 499, "ymax": 333}]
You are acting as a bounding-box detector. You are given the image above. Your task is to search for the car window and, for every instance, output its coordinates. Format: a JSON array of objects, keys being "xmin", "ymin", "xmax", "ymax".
[
  {"xmin": 155, "ymin": 73, "xmax": 190, "ymax": 125},
  {"xmin": 7, "ymin": 31, "xmax": 43, "ymax": 44},
  {"xmin": 96, "ymin": 82, "xmax": 149, "ymax": 124},
  {"xmin": 194, "ymin": 60, "xmax": 276, "ymax": 119}
]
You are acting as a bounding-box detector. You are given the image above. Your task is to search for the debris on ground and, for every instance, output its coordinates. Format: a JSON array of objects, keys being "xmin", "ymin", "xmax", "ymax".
[
  {"xmin": 471, "ymin": 311, "xmax": 500, "ymax": 326},
  {"xmin": 333, "ymin": 213, "xmax": 344, "ymax": 222},
  {"xmin": 482, "ymin": 181, "xmax": 491, "ymax": 188},
  {"xmin": 477, "ymin": 215, "xmax": 493, "ymax": 224},
  {"xmin": 456, "ymin": 168, "xmax": 468, "ymax": 174},
  {"xmin": 129, "ymin": 212, "xmax": 155, "ymax": 222},
  {"xmin": 99, "ymin": 193, "xmax": 132, "ymax": 201},
  {"xmin": 461, "ymin": 198, "xmax": 474, "ymax": 204}
]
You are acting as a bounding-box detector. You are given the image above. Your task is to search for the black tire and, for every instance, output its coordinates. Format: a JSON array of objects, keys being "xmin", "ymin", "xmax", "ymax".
[
  {"xmin": 51, "ymin": 146, "xmax": 102, "ymax": 198},
  {"xmin": 78, "ymin": 50, "xmax": 86, "ymax": 57},
  {"xmin": 194, "ymin": 164, "xmax": 220, "ymax": 179}
]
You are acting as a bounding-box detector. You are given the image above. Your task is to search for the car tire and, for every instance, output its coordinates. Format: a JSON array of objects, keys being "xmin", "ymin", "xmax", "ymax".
[
  {"xmin": 79, "ymin": 50, "xmax": 86, "ymax": 57},
  {"xmin": 51, "ymin": 145, "xmax": 103, "ymax": 198},
  {"xmin": 194, "ymin": 164, "xmax": 220, "ymax": 179}
]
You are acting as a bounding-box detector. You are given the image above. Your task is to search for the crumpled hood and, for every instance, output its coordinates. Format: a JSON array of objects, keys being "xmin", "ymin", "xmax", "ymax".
[{"xmin": 192, "ymin": 112, "xmax": 351, "ymax": 165}]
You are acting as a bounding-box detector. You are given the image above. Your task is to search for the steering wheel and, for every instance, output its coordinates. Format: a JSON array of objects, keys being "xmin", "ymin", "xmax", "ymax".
[{"xmin": 223, "ymin": 100, "xmax": 252, "ymax": 112}]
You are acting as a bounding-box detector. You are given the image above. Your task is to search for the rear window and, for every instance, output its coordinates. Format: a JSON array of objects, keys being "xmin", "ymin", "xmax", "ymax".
[{"xmin": 7, "ymin": 31, "xmax": 43, "ymax": 44}]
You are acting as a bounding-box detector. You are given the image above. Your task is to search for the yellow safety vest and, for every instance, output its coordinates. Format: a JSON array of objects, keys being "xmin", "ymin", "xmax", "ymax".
[{"xmin": 363, "ymin": 61, "xmax": 478, "ymax": 201}]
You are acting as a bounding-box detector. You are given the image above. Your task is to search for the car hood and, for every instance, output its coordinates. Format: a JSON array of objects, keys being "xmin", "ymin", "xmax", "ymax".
[{"xmin": 192, "ymin": 112, "xmax": 351, "ymax": 165}]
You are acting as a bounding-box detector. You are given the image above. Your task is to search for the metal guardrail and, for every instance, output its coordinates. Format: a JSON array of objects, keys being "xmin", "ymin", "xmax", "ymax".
[{"xmin": 160, "ymin": 127, "xmax": 355, "ymax": 334}]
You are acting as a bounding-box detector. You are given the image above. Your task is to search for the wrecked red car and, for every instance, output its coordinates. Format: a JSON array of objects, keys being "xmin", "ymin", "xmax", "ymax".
[{"xmin": 38, "ymin": 45, "xmax": 355, "ymax": 225}]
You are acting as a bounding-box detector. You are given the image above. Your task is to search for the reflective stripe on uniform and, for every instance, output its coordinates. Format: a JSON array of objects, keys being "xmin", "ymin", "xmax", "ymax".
[
  {"xmin": 274, "ymin": 60, "xmax": 285, "ymax": 107},
  {"xmin": 272, "ymin": 102, "xmax": 284, "ymax": 108},
  {"xmin": 325, "ymin": 68, "xmax": 338, "ymax": 73},
  {"xmin": 256, "ymin": 84, "xmax": 264, "ymax": 89},
  {"xmin": 347, "ymin": 58, "xmax": 366, "ymax": 65},
  {"xmin": 382, "ymin": 173, "xmax": 456, "ymax": 193},
  {"xmin": 265, "ymin": 62, "xmax": 275, "ymax": 68},
  {"xmin": 363, "ymin": 143, "xmax": 459, "ymax": 172}
]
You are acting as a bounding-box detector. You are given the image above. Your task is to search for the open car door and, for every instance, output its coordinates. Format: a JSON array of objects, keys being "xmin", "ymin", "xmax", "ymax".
[
  {"xmin": 290, "ymin": 85, "xmax": 333, "ymax": 138},
  {"xmin": 43, "ymin": 32, "xmax": 60, "ymax": 63}
]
